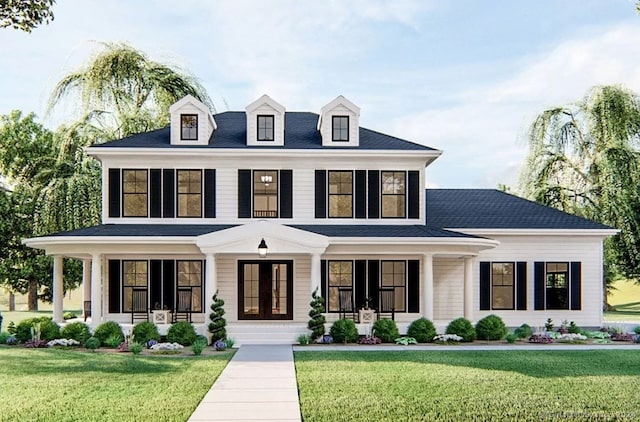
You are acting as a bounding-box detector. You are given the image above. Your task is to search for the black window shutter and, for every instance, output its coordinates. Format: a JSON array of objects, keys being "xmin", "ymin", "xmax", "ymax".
[
  {"xmin": 163, "ymin": 260, "xmax": 175, "ymax": 310},
  {"xmin": 149, "ymin": 169, "xmax": 162, "ymax": 218},
  {"xmin": 516, "ymin": 262, "xmax": 527, "ymax": 310},
  {"xmin": 368, "ymin": 260, "xmax": 380, "ymax": 310},
  {"xmin": 368, "ymin": 170, "xmax": 379, "ymax": 218},
  {"xmin": 355, "ymin": 170, "xmax": 366, "ymax": 219},
  {"xmin": 407, "ymin": 260, "xmax": 420, "ymax": 313},
  {"xmin": 238, "ymin": 169, "xmax": 252, "ymax": 218},
  {"xmin": 320, "ymin": 260, "xmax": 327, "ymax": 312},
  {"xmin": 479, "ymin": 261, "xmax": 491, "ymax": 310},
  {"xmin": 108, "ymin": 169, "xmax": 121, "ymax": 218},
  {"xmin": 204, "ymin": 169, "xmax": 216, "ymax": 218},
  {"xmin": 162, "ymin": 169, "xmax": 175, "ymax": 218},
  {"xmin": 150, "ymin": 260, "xmax": 162, "ymax": 309},
  {"xmin": 280, "ymin": 170, "xmax": 293, "ymax": 219},
  {"xmin": 354, "ymin": 260, "xmax": 366, "ymax": 309},
  {"xmin": 408, "ymin": 170, "xmax": 420, "ymax": 219},
  {"xmin": 108, "ymin": 260, "xmax": 120, "ymax": 313},
  {"xmin": 534, "ymin": 262, "xmax": 545, "ymax": 310},
  {"xmin": 315, "ymin": 170, "xmax": 326, "ymax": 219},
  {"xmin": 570, "ymin": 262, "xmax": 582, "ymax": 310}
]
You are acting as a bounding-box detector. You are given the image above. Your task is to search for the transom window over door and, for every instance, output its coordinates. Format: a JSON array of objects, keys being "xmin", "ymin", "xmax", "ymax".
[
  {"xmin": 122, "ymin": 169, "xmax": 148, "ymax": 217},
  {"xmin": 328, "ymin": 171, "xmax": 353, "ymax": 218},
  {"xmin": 257, "ymin": 115, "xmax": 274, "ymax": 141},
  {"xmin": 123, "ymin": 261, "xmax": 148, "ymax": 312},
  {"xmin": 381, "ymin": 171, "xmax": 406, "ymax": 218},
  {"xmin": 546, "ymin": 262, "xmax": 569, "ymax": 309},
  {"xmin": 177, "ymin": 170, "xmax": 202, "ymax": 217},
  {"xmin": 328, "ymin": 261, "xmax": 353, "ymax": 312},
  {"xmin": 332, "ymin": 116, "xmax": 349, "ymax": 141},
  {"xmin": 492, "ymin": 263, "xmax": 514, "ymax": 310},
  {"xmin": 381, "ymin": 261, "xmax": 406, "ymax": 311},
  {"xmin": 180, "ymin": 114, "xmax": 198, "ymax": 140},
  {"xmin": 253, "ymin": 170, "xmax": 278, "ymax": 217}
]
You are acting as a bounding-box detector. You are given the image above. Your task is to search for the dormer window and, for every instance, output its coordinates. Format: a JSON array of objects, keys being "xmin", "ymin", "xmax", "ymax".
[
  {"xmin": 332, "ymin": 116, "xmax": 349, "ymax": 141},
  {"xmin": 257, "ymin": 115, "xmax": 274, "ymax": 141},
  {"xmin": 181, "ymin": 114, "xmax": 198, "ymax": 140}
]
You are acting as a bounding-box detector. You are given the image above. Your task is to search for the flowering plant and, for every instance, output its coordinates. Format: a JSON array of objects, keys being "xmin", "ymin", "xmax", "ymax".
[
  {"xmin": 150, "ymin": 342, "xmax": 184, "ymax": 351},
  {"xmin": 47, "ymin": 339, "xmax": 80, "ymax": 347},
  {"xmin": 24, "ymin": 339, "xmax": 48, "ymax": 348},
  {"xmin": 146, "ymin": 339, "xmax": 158, "ymax": 349},
  {"xmin": 556, "ymin": 333, "xmax": 587, "ymax": 343},
  {"xmin": 6, "ymin": 335, "xmax": 17, "ymax": 345},
  {"xmin": 213, "ymin": 339, "xmax": 226, "ymax": 351},
  {"xmin": 358, "ymin": 336, "xmax": 381, "ymax": 345},
  {"xmin": 433, "ymin": 334, "xmax": 462, "ymax": 343}
]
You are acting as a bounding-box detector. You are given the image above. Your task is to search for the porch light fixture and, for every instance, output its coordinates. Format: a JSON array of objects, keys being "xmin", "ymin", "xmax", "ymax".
[
  {"xmin": 260, "ymin": 175, "xmax": 273, "ymax": 186},
  {"xmin": 258, "ymin": 238, "xmax": 268, "ymax": 258}
]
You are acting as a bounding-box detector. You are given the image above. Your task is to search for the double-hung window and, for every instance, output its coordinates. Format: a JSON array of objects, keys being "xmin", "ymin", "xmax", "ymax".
[
  {"xmin": 253, "ymin": 170, "xmax": 278, "ymax": 218},
  {"xmin": 328, "ymin": 261, "xmax": 353, "ymax": 312},
  {"xmin": 381, "ymin": 261, "xmax": 406, "ymax": 311},
  {"xmin": 180, "ymin": 114, "xmax": 198, "ymax": 140},
  {"xmin": 546, "ymin": 262, "xmax": 569, "ymax": 309},
  {"xmin": 177, "ymin": 170, "xmax": 202, "ymax": 217},
  {"xmin": 491, "ymin": 262, "xmax": 514, "ymax": 310},
  {"xmin": 257, "ymin": 115, "xmax": 274, "ymax": 141},
  {"xmin": 122, "ymin": 169, "xmax": 148, "ymax": 217},
  {"xmin": 381, "ymin": 171, "xmax": 406, "ymax": 218},
  {"xmin": 177, "ymin": 260, "xmax": 203, "ymax": 312},
  {"xmin": 122, "ymin": 261, "xmax": 148, "ymax": 312},
  {"xmin": 332, "ymin": 116, "xmax": 349, "ymax": 141},
  {"xmin": 328, "ymin": 171, "xmax": 353, "ymax": 218}
]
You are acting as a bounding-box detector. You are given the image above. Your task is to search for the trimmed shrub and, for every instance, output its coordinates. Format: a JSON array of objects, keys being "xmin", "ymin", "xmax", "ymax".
[
  {"xmin": 167, "ymin": 321, "xmax": 197, "ymax": 346},
  {"xmin": 514, "ymin": 323, "xmax": 533, "ymax": 339},
  {"xmin": 0, "ymin": 332, "xmax": 10, "ymax": 344},
  {"xmin": 85, "ymin": 336, "xmax": 100, "ymax": 351},
  {"xmin": 505, "ymin": 333, "xmax": 517, "ymax": 343},
  {"xmin": 208, "ymin": 291, "xmax": 227, "ymax": 343},
  {"xmin": 407, "ymin": 318, "xmax": 436, "ymax": 343},
  {"xmin": 633, "ymin": 326, "xmax": 640, "ymax": 335},
  {"xmin": 329, "ymin": 319, "xmax": 359, "ymax": 344},
  {"xmin": 15, "ymin": 317, "xmax": 60, "ymax": 342},
  {"xmin": 132, "ymin": 321, "xmax": 161, "ymax": 344},
  {"xmin": 475, "ymin": 315, "xmax": 507, "ymax": 341},
  {"xmin": 373, "ymin": 319, "xmax": 400, "ymax": 343},
  {"xmin": 445, "ymin": 317, "xmax": 476, "ymax": 342},
  {"xmin": 93, "ymin": 321, "xmax": 124, "ymax": 346},
  {"xmin": 61, "ymin": 322, "xmax": 91, "ymax": 343},
  {"xmin": 307, "ymin": 289, "xmax": 326, "ymax": 341}
]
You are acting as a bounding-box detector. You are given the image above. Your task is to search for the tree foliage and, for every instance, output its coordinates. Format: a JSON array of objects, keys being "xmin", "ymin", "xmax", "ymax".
[
  {"xmin": 519, "ymin": 85, "xmax": 640, "ymax": 284},
  {"xmin": 0, "ymin": 0, "xmax": 55, "ymax": 32}
]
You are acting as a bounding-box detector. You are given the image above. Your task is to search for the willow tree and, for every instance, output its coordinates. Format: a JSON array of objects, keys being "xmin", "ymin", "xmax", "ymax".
[{"xmin": 519, "ymin": 85, "xmax": 640, "ymax": 287}]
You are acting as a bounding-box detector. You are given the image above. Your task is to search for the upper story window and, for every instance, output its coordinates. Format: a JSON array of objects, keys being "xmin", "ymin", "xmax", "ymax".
[
  {"xmin": 122, "ymin": 169, "xmax": 148, "ymax": 217},
  {"xmin": 253, "ymin": 170, "xmax": 278, "ymax": 218},
  {"xmin": 492, "ymin": 262, "xmax": 514, "ymax": 310},
  {"xmin": 546, "ymin": 262, "xmax": 569, "ymax": 309},
  {"xmin": 177, "ymin": 170, "xmax": 202, "ymax": 217},
  {"xmin": 381, "ymin": 260, "xmax": 406, "ymax": 312},
  {"xmin": 381, "ymin": 171, "xmax": 406, "ymax": 218},
  {"xmin": 257, "ymin": 115, "xmax": 274, "ymax": 141},
  {"xmin": 328, "ymin": 171, "xmax": 353, "ymax": 218},
  {"xmin": 180, "ymin": 114, "xmax": 198, "ymax": 140},
  {"xmin": 332, "ymin": 116, "xmax": 349, "ymax": 141}
]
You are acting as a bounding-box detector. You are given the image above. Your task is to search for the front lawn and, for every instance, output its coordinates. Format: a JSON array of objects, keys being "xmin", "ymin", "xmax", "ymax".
[
  {"xmin": 0, "ymin": 347, "xmax": 231, "ymax": 421},
  {"xmin": 295, "ymin": 350, "xmax": 640, "ymax": 421}
]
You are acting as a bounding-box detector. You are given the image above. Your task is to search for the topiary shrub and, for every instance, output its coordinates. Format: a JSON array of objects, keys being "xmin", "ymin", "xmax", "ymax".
[
  {"xmin": 514, "ymin": 323, "xmax": 533, "ymax": 339},
  {"xmin": 208, "ymin": 291, "xmax": 227, "ymax": 343},
  {"xmin": 167, "ymin": 321, "xmax": 197, "ymax": 346},
  {"xmin": 475, "ymin": 315, "xmax": 507, "ymax": 341},
  {"xmin": 329, "ymin": 319, "xmax": 359, "ymax": 344},
  {"xmin": 132, "ymin": 321, "xmax": 161, "ymax": 345},
  {"xmin": 445, "ymin": 317, "xmax": 476, "ymax": 342},
  {"xmin": 373, "ymin": 319, "xmax": 400, "ymax": 343},
  {"xmin": 93, "ymin": 321, "xmax": 124, "ymax": 346},
  {"xmin": 407, "ymin": 318, "xmax": 436, "ymax": 343},
  {"xmin": 61, "ymin": 322, "xmax": 91, "ymax": 343},
  {"xmin": 307, "ymin": 289, "xmax": 326, "ymax": 341},
  {"xmin": 15, "ymin": 317, "xmax": 60, "ymax": 342}
]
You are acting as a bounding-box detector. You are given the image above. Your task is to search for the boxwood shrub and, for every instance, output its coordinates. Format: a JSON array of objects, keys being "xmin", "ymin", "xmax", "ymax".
[
  {"xmin": 15, "ymin": 317, "xmax": 60, "ymax": 342},
  {"xmin": 445, "ymin": 317, "xmax": 476, "ymax": 342},
  {"xmin": 93, "ymin": 321, "xmax": 124, "ymax": 346},
  {"xmin": 167, "ymin": 321, "xmax": 197, "ymax": 346},
  {"xmin": 373, "ymin": 319, "xmax": 400, "ymax": 343},
  {"xmin": 132, "ymin": 321, "xmax": 161, "ymax": 344},
  {"xmin": 407, "ymin": 318, "xmax": 437, "ymax": 343},
  {"xmin": 475, "ymin": 315, "xmax": 507, "ymax": 340},
  {"xmin": 514, "ymin": 323, "xmax": 533, "ymax": 339},
  {"xmin": 61, "ymin": 322, "xmax": 91, "ymax": 343},
  {"xmin": 329, "ymin": 319, "xmax": 359, "ymax": 343}
]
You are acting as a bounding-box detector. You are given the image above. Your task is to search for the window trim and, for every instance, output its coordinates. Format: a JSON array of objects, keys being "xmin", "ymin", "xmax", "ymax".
[
  {"xmin": 332, "ymin": 115, "xmax": 349, "ymax": 142},
  {"xmin": 252, "ymin": 169, "xmax": 279, "ymax": 218},
  {"xmin": 122, "ymin": 169, "xmax": 148, "ymax": 218},
  {"xmin": 490, "ymin": 262, "xmax": 515, "ymax": 311},
  {"xmin": 380, "ymin": 170, "xmax": 406, "ymax": 219},
  {"xmin": 328, "ymin": 170, "xmax": 354, "ymax": 218},
  {"xmin": 545, "ymin": 261, "xmax": 570, "ymax": 310},
  {"xmin": 180, "ymin": 114, "xmax": 198, "ymax": 140},
  {"xmin": 257, "ymin": 115, "xmax": 275, "ymax": 142},
  {"xmin": 380, "ymin": 260, "xmax": 406, "ymax": 312},
  {"xmin": 327, "ymin": 260, "xmax": 354, "ymax": 313},
  {"xmin": 176, "ymin": 169, "xmax": 203, "ymax": 218}
]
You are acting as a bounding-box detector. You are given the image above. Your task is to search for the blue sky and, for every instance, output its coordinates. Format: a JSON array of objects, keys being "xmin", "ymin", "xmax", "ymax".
[{"xmin": 0, "ymin": 0, "xmax": 638, "ymax": 188}]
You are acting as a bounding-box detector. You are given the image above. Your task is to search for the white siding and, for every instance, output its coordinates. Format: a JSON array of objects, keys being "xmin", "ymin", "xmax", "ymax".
[{"xmin": 433, "ymin": 258, "xmax": 464, "ymax": 321}]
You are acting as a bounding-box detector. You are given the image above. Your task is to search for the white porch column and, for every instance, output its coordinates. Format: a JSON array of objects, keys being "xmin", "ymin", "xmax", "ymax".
[
  {"xmin": 82, "ymin": 259, "xmax": 91, "ymax": 319},
  {"xmin": 52, "ymin": 256, "xmax": 64, "ymax": 323},
  {"xmin": 310, "ymin": 253, "xmax": 322, "ymax": 296},
  {"xmin": 205, "ymin": 253, "xmax": 217, "ymax": 317},
  {"xmin": 422, "ymin": 253, "xmax": 434, "ymax": 320},
  {"xmin": 464, "ymin": 256, "xmax": 474, "ymax": 321},
  {"xmin": 90, "ymin": 254, "xmax": 102, "ymax": 329}
]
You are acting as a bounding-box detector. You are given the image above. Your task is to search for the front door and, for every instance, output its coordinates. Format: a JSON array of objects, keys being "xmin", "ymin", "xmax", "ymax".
[{"xmin": 238, "ymin": 261, "xmax": 293, "ymax": 320}]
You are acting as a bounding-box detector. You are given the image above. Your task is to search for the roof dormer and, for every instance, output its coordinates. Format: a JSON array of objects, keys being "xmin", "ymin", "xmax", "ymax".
[
  {"xmin": 318, "ymin": 95, "xmax": 360, "ymax": 147},
  {"xmin": 169, "ymin": 95, "xmax": 216, "ymax": 146},
  {"xmin": 245, "ymin": 95, "xmax": 285, "ymax": 147}
]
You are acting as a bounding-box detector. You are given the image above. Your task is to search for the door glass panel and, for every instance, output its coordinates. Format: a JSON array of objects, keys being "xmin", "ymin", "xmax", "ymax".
[
  {"xmin": 272, "ymin": 264, "xmax": 287, "ymax": 315},
  {"xmin": 243, "ymin": 264, "xmax": 259, "ymax": 315}
]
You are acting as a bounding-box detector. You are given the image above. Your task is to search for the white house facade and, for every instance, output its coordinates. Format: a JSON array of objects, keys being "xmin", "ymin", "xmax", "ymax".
[{"xmin": 24, "ymin": 95, "xmax": 617, "ymax": 344}]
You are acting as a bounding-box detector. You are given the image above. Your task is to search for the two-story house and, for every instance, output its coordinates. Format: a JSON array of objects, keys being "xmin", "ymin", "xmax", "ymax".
[{"xmin": 25, "ymin": 94, "xmax": 616, "ymax": 344}]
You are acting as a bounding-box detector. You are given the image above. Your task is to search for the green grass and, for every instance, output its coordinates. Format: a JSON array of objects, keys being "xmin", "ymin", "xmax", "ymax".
[
  {"xmin": 0, "ymin": 347, "xmax": 232, "ymax": 421},
  {"xmin": 295, "ymin": 351, "xmax": 640, "ymax": 421}
]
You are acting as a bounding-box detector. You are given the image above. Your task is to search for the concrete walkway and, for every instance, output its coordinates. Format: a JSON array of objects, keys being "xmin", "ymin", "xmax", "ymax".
[{"xmin": 188, "ymin": 345, "xmax": 301, "ymax": 422}]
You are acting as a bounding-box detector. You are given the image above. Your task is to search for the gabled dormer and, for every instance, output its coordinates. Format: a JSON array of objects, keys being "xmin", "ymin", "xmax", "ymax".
[
  {"xmin": 318, "ymin": 95, "xmax": 360, "ymax": 147},
  {"xmin": 169, "ymin": 95, "xmax": 216, "ymax": 146},
  {"xmin": 245, "ymin": 95, "xmax": 285, "ymax": 146}
]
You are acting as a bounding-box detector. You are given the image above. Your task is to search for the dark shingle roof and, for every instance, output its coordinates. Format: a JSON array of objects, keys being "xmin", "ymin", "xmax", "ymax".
[
  {"xmin": 292, "ymin": 225, "xmax": 479, "ymax": 238},
  {"xmin": 426, "ymin": 189, "xmax": 611, "ymax": 230},
  {"xmin": 92, "ymin": 112, "xmax": 435, "ymax": 151},
  {"xmin": 48, "ymin": 224, "xmax": 235, "ymax": 237}
]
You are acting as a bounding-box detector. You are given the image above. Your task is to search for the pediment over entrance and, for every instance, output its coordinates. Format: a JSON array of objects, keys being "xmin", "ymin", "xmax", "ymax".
[{"xmin": 195, "ymin": 221, "xmax": 329, "ymax": 255}]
